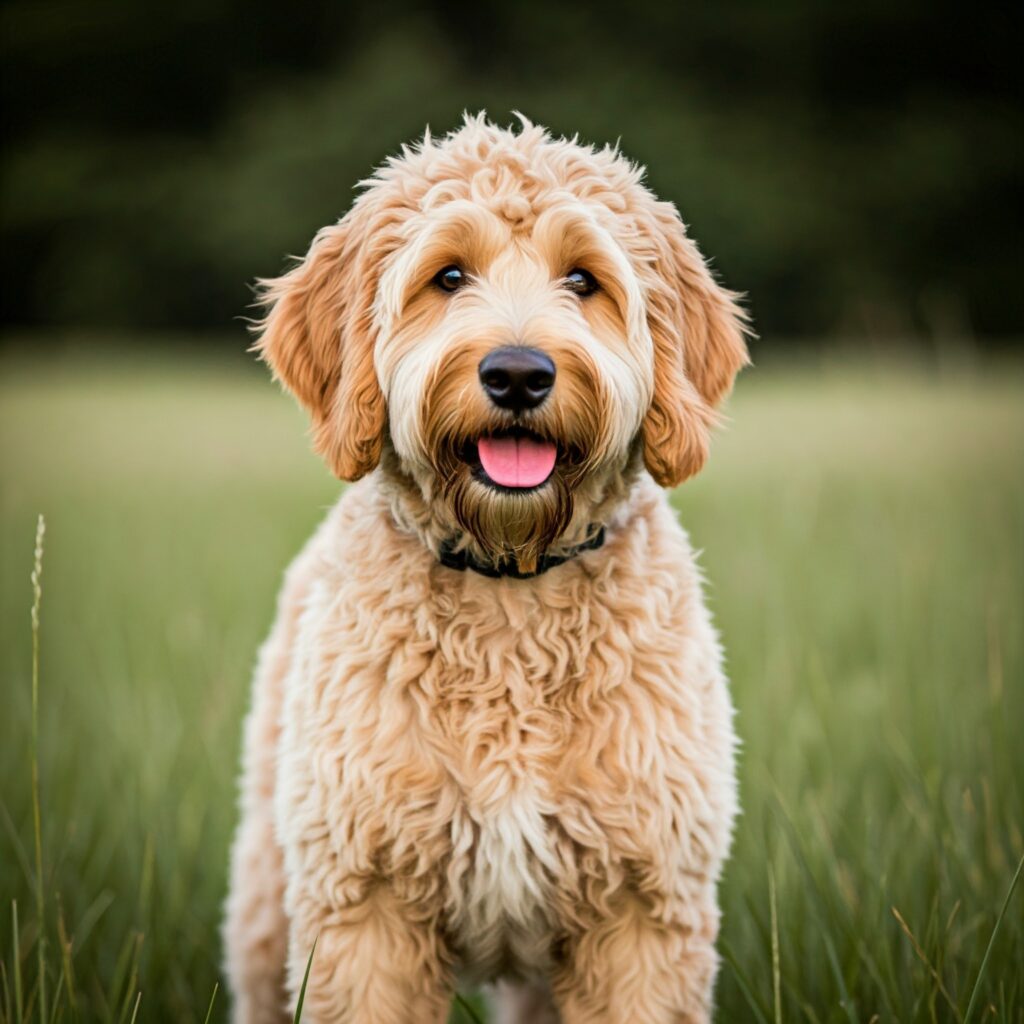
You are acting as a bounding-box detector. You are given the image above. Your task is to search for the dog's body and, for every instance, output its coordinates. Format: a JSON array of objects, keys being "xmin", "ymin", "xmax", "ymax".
[{"xmin": 224, "ymin": 116, "xmax": 748, "ymax": 1023}]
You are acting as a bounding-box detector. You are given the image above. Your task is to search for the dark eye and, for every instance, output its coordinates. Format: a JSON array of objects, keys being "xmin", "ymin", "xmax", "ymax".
[
  {"xmin": 564, "ymin": 268, "xmax": 598, "ymax": 296},
  {"xmin": 434, "ymin": 265, "xmax": 465, "ymax": 292}
]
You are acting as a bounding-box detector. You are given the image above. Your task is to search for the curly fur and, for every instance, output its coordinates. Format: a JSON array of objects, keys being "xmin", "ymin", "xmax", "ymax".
[{"xmin": 224, "ymin": 113, "xmax": 749, "ymax": 1023}]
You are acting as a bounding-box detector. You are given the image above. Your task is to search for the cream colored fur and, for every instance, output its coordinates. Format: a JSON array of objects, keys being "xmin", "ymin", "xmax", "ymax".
[{"xmin": 224, "ymin": 114, "xmax": 748, "ymax": 1024}]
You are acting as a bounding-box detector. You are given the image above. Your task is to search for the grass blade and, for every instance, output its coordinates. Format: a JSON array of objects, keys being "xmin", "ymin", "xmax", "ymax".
[
  {"xmin": 0, "ymin": 802, "xmax": 35, "ymax": 895},
  {"xmin": 453, "ymin": 993, "xmax": 485, "ymax": 1024},
  {"xmin": 106, "ymin": 933, "xmax": 137, "ymax": 1023},
  {"xmin": 720, "ymin": 937, "xmax": 771, "ymax": 1024},
  {"xmin": 12, "ymin": 902, "xmax": 24, "ymax": 1024},
  {"xmin": 30, "ymin": 515, "xmax": 47, "ymax": 1024},
  {"xmin": 46, "ymin": 973, "xmax": 64, "ymax": 1024},
  {"xmin": 891, "ymin": 905, "xmax": 961, "ymax": 1020},
  {"xmin": 115, "ymin": 935, "xmax": 143, "ymax": 1024},
  {"xmin": 769, "ymin": 865, "xmax": 782, "ymax": 1024},
  {"xmin": 292, "ymin": 935, "xmax": 317, "ymax": 1024},
  {"xmin": 2, "ymin": 960, "xmax": 12, "ymax": 1024},
  {"xmin": 55, "ymin": 901, "xmax": 76, "ymax": 1016},
  {"xmin": 68, "ymin": 893, "xmax": 114, "ymax": 957},
  {"xmin": 963, "ymin": 852, "xmax": 1024, "ymax": 1024},
  {"xmin": 773, "ymin": 796, "xmax": 858, "ymax": 1024},
  {"xmin": 201, "ymin": 983, "xmax": 218, "ymax": 1024}
]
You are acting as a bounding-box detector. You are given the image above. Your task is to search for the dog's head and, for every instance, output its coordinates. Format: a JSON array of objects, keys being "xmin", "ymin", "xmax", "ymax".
[{"xmin": 255, "ymin": 115, "xmax": 749, "ymax": 570}]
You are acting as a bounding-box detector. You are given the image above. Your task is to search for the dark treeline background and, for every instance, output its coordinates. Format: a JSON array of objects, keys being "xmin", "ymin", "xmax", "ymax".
[{"xmin": 2, "ymin": 0, "xmax": 1021, "ymax": 343}]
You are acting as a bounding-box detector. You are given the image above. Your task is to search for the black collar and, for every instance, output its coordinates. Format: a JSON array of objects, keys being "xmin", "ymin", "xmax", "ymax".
[{"xmin": 437, "ymin": 527, "xmax": 606, "ymax": 580}]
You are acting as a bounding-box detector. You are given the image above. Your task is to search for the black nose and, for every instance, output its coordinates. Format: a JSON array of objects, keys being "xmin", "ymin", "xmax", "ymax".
[{"xmin": 478, "ymin": 346, "xmax": 556, "ymax": 412}]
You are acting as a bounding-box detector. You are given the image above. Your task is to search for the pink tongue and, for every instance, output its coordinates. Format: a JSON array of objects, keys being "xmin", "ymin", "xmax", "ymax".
[{"xmin": 477, "ymin": 436, "xmax": 557, "ymax": 488}]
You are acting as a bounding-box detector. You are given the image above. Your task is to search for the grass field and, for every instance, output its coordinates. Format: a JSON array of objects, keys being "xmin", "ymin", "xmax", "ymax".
[{"xmin": 1, "ymin": 343, "xmax": 1022, "ymax": 1022}]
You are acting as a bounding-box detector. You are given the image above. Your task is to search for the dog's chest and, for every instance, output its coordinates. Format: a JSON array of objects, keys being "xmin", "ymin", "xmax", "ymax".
[
  {"xmin": 341, "ymin": 553, "xmax": 698, "ymax": 978},
  {"xmin": 449, "ymin": 782, "xmax": 559, "ymax": 976},
  {"xmin": 426, "ymin": 595, "xmax": 582, "ymax": 975}
]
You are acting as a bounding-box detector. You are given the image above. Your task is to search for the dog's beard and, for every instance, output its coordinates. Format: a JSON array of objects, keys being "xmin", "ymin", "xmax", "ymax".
[{"xmin": 431, "ymin": 437, "xmax": 587, "ymax": 573}]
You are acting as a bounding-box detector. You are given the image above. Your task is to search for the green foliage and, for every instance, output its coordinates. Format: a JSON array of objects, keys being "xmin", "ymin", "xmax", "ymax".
[
  {"xmin": 2, "ymin": 2, "xmax": 1021, "ymax": 337},
  {"xmin": 1, "ymin": 345, "xmax": 1022, "ymax": 1021}
]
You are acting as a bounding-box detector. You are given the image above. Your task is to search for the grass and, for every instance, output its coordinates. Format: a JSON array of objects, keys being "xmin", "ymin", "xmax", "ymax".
[{"xmin": 1, "ymin": 341, "xmax": 1022, "ymax": 1022}]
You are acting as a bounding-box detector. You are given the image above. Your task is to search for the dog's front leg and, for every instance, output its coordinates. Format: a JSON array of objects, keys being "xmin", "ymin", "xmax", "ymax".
[
  {"xmin": 552, "ymin": 896, "xmax": 720, "ymax": 1024},
  {"xmin": 285, "ymin": 885, "xmax": 453, "ymax": 1024}
]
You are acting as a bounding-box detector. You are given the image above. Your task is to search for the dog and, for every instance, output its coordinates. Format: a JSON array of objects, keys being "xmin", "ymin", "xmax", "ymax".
[{"xmin": 224, "ymin": 113, "xmax": 749, "ymax": 1024}]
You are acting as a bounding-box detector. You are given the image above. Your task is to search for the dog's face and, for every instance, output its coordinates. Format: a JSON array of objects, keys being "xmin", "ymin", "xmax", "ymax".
[{"xmin": 255, "ymin": 116, "xmax": 749, "ymax": 569}]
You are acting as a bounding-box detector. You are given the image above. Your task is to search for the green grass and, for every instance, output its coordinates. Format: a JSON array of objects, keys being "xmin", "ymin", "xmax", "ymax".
[{"xmin": 1, "ymin": 342, "xmax": 1022, "ymax": 1022}]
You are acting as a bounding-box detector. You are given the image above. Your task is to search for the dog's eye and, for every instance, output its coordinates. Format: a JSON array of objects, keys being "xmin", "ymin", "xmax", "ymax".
[
  {"xmin": 434, "ymin": 265, "xmax": 465, "ymax": 293},
  {"xmin": 564, "ymin": 269, "xmax": 598, "ymax": 296}
]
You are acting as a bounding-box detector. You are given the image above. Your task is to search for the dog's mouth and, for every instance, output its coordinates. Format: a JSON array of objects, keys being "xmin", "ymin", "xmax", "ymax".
[{"xmin": 462, "ymin": 428, "xmax": 559, "ymax": 491}]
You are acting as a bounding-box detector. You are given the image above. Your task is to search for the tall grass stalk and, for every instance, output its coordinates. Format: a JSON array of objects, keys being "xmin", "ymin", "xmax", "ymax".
[
  {"xmin": 11, "ymin": 901, "xmax": 23, "ymax": 1024},
  {"xmin": 201, "ymin": 983, "xmax": 218, "ymax": 1024},
  {"xmin": 962, "ymin": 853, "xmax": 1024, "ymax": 1024},
  {"xmin": 292, "ymin": 936, "xmax": 317, "ymax": 1024},
  {"xmin": 769, "ymin": 866, "xmax": 781, "ymax": 1024},
  {"xmin": 55, "ymin": 904, "xmax": 77, "ymax": 1015},
  {"xmin": 29, "ymin": 516, "xmax": 46, "ymax": 1024}
]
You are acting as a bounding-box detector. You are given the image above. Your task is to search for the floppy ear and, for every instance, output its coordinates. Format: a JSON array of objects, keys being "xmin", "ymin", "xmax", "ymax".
[
  {"xmin": 640, "ymin": 201, "xmax": 751, "ymax": 487},
  {"xmin": 253, "ymin": 198, "xmax": 387, "ymax": 481}
]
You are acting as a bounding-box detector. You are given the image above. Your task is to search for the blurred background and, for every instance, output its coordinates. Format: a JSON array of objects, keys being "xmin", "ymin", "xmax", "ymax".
[
  {"xmin": 2, "ymin": 2, "xmax": 1022, "ymax": 1022},
  {"xmin": 2, "ymin": 0, "xmax": 1022, "ymax": 344}
]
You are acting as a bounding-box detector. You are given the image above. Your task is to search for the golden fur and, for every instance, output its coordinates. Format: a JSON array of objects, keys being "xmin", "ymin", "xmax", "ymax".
[{"xmin": 224, "ymin": 114, "xmax": 749, "ymax": 1023}]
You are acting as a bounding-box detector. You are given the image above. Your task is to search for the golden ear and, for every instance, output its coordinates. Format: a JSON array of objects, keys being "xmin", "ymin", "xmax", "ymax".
[
  {"xmin": 253, "ymin": 200, "xmax": 386, "ymax": 481},
  {"xmin": 641, "ymin": 201, "xmax": 751, "ymax": 487}
]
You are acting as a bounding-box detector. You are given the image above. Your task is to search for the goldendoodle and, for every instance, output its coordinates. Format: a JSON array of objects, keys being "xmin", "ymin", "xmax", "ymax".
[{"xmin": 224, "ymin": 113, "xmax": 749, "ymax": 1024}]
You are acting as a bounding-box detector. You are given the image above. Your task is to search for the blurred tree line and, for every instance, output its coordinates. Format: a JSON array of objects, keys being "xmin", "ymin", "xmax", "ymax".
[{"xmin": 1, "ymin": 0, "xmax": 1021, "ymax": 342}]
